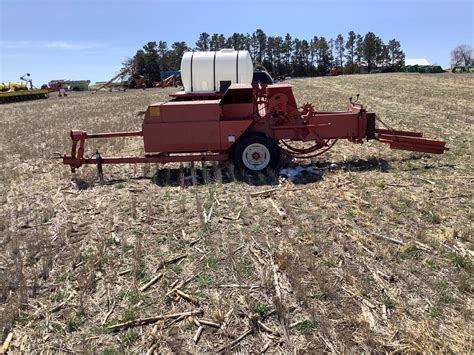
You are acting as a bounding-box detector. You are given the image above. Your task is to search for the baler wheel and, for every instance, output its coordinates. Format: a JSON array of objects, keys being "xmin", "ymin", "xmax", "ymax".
[{"xmin": 232, "ymin": 134, "xmax": 280, "ymax": 173}]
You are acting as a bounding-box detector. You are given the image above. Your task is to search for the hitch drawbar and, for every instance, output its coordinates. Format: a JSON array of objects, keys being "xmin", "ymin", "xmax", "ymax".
[{"xmin": 374, "ymin": 128, "xmax": 448, "ymax": 154}]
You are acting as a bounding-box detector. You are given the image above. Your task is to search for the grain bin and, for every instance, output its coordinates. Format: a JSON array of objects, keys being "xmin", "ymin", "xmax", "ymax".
[{"xmin": 181, "ymin": 49, "xmax": 253, "ymax": 93}]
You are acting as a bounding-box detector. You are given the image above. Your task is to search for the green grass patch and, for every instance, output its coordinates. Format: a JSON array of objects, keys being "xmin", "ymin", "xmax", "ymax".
[
  {"xmin": 456, "ymin": 273, "xmax": 473, "ymax": 293},
  {"xmin": 436, "ymin": 281, "xmax": 449, "ymax": 290},
  {"xmin": 448, "ymin": 253, "xmax": 472, "ymax": 270},
  {"xmin": 196, "ymin": 273, "xmax": 213, "ymax": 288},
  {"xmin": 316, "ymin": 286, "xmax": 333, "ymax": 300},
  {"xmin": 250, "ymin": 302, "xmax": 271, "ymax": 317},
  {"xmin": 382, "ymin": 295, "xmax": 396, "ymax": 309},
  {"xmin": 81, "ymin": 247, "xmax": 95, "ymax": 261},
  {"xmin": 102, "ymin": 347, "xmax": 121, "ymax": 355},
  {"xmin": 295, "ymin": 319, "xmax": 320, "ymax": 333},
  {"xmin": 426, "ymin": 258, "xmax": 440, "ymax": 271},
  {"xmin": 204, "ymin": 199, "xmax": 213, "ymax": 210},
  {"xmin": 67, "ymin": 311, "xmax": 86, "ymax": 332},
  {"xmin": 120, "ymin": 290, "xmax": 144, "ymax": 305},
  {"xmin": 400, "ymin": 245, "xmax": 422, "ymax": 260},
  {"xmin": 17, "ymin": 312, "xmax": 34, "ymax": 325},
  {"xmin": 120, "ymin": 307, "xmax": 139, "ymax": 322},
  {"xmin": 169, "ymin": 264, "xmax": 183, "ymax": 274},
  {"xmin": 203, "ymin": 256, "xmax": 219, "ymax": 270},
  {"xmin": 236, "ymin": 257, "xmax": 253, "ymax": 276},
  {"xmin": 430, "ymin": 307, "xmax": 443, "ymax": 319},
  {"xmin": 105, "ymin": 236, "xmax": 117, "ymax": 247},
  {"xmin": 250, "ymin": 223, "xmax": 262, "ymax": 233},
  {"xmin": 439, "ymin": 293, "xmax": 457, "ymax": 305},
  {"xmin": 122, "ymin": 243, "xmax": 134, "ymax": 253},
  {"xmin": 321, "ymin": 257, "xmax": 339, "ymax": 267},
  {"xmin": 50, "ymin": 290, "xmax": 67, "ymax": 303},
  {"xmin": 121, "ymin": 331, "xmax": 140, "ymax": 345}
]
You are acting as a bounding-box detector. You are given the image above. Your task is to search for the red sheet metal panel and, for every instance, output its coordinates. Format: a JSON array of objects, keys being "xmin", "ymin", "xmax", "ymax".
[
  {"xmin": 169, "ymin": 92, "xmax": 224, "ymax": 101},
  {"xmin": 219, "ymin": 120, "xmax": 254, "ymax": 150},
  {"xmin": 309, "ymin": 113, "xmax": 363, "ymax": 139},
  {"xmin": 221, "ymin": 103, "xmax": 254, "ymax": 119},
  {"xmin": 143, "ymin": 121, "xmax": 220, "ymax": 153},
  {"xmin": 145, "ymin": 100, "xmax": 221, "ymax": 123}
]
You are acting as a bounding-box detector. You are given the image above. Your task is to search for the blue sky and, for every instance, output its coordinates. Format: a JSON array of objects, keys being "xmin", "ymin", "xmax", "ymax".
[{"xmin": 1, "ymin": 0, "xmax": 473, "ymax": 85}]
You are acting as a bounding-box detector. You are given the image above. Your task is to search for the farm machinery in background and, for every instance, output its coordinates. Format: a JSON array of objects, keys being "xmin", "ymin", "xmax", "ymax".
[
  {"xmin": 452, "ymin": 66, "xmax": 474, "ymax": 73},
  {"xmin": 62, "ymin": 49, "xmax": 448, "ymax": 177},
  {"xmin": 93, "ymin": 65, "xmax": 146, "ymax": 93},
  {"xmin": 0, "ymin": 73, "xmax": 49, "ymax": 104},
  {"xmin": 41, "ymin": 81, "xmax": 64, "ymax": 93},
  {"xmin": 330, "ymin": 68, "xmax": 342, "ymax": 76},
  {"xmin": 403, "ymin": 65, "xmax": 444, "ymax": 73},
  {"xmin": 154, "ymin": 71, "xmax": 181, "ymax": 88}
]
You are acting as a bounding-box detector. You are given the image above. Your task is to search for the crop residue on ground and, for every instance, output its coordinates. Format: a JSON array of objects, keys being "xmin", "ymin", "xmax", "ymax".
[{"xmin": 0, "ymin": 73, "xmax": 472, "ymax": 353}]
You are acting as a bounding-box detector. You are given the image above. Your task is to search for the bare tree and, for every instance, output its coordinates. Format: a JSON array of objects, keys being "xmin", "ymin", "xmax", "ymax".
[{"xmin": 450, "ymin": 44, "xmax": 473, "ymax": 66}]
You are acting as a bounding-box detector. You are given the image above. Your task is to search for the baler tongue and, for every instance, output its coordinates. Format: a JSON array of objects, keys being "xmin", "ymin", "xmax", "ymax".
[{"xmin": 375, "ymin": 128, "xmax": 448, "ymax": 154}]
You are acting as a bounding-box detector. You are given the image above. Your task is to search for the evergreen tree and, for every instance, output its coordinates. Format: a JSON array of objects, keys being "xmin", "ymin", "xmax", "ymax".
[
  {"xmin": 329, "ymin": 38, "xmax": 335, "ymax": 68},
  {"xmin": 317, "ymin": 37, "xmax": 331, "ymax": 75},
  {"xmin": 265, "ymin": 36, "xmax": 276, "ymax": 73},
  {"xmin": 355, "ymin": 34, "xmax": 364, "ymax": 72},
  {"xmin": 374, "ymin": 36, "xmax": 385, "ymax": 70},
  {"xmin": 249, "ymin": 32, "xmax": 259, "ymax": 62},
  {"xmin": 387, "ymin": 39, "xmax": 405, "ymax": 70},
  {"xmin": 273, "ymin": 36, "xmax": 284, "ymax": 77},
  {"xmin": 301, "ymin": 39, "xmax": 310, "ymax": 74},
  {"xmin": 169, "ymin": 42, "xmax": 189, "ymax": 70},
  {"xmin": 363, "ymin": 32, "xmax": 378, "ymax": 72},
  {"xmin": 142, "ymin": 41, "xmax": 161, "ymax": 86},
  {"xmin": 379, "ymin": 41, "xmax": 390, "ymax": 71},
  {"xmin": 311, "ymin": 36, "xmax": 320, "ymax": 73},
  {"xmin": 310, "ymin": 36, "xmax": 319, "ymax": 75},
  {"xmin": 345, "ymin": 31, "xmax": 356, "ymax": 73},
  {"xmin": 195, "ymin": 32, "xmax": 210, "ymax": 51},
  {"xmin": 283, "ymin": 33, "xmax": 293, "ymax": 74},
  {"xmin": 210, "ymin": 33, "xmax": 226, "ymax": 50},
  {"xmin": 157, "ymin": 41, "xmax": 169, "ymax": 70},
  {"xmin": 254, "ymin": 29, "xmax": 267, "ymax": 64},
  {"xmin": 243, "ymin": 33, "xmax": 252, "ymax": 52},
  {"xmin": 292, "ymin": 38, "xmax": 301, "ymax": 75},
  {"xmin": 226, "ymin": 33, "xmax": 246, "ymax": 50},
  {"xmin": 335, "ymin": 34, "xmax": 344, "ymax": 69}
]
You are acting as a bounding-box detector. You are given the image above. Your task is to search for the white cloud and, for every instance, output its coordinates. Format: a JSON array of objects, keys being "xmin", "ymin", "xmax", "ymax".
[{"xmin": 0, "ymin": 40, "xmax": 101, "ymax": 50}]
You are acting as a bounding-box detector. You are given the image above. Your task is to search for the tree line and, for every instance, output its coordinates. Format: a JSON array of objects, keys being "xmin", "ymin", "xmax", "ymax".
[{"xmin": 124, "ymin": 29, "xmax": 405, "ymax": 87}]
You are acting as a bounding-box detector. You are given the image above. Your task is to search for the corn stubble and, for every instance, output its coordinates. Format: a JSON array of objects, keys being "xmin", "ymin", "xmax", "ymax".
[{"xmin": 0, "ymin": 74, "xmax": 472, "ymax": 353}]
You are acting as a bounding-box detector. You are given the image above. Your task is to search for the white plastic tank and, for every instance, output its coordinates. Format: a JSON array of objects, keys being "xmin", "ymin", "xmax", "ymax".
[{"xmin": 181, "ymin": 49, "xmax": 253, "ymax": 93}]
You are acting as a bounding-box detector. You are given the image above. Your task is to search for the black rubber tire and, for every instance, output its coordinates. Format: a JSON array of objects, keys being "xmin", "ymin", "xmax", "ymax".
[{"xmin": 232, "ymin": 134, "xmax": 280, "ymax": 173}]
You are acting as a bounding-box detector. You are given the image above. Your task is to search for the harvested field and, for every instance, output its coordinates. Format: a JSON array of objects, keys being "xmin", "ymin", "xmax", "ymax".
[{"xmin": 0, "ymin": 73, "xmax": 472, "ymax": 353}]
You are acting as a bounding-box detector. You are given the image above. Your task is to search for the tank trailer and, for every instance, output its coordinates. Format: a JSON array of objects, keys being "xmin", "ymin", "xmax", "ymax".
[{"xmin": 62, "ymin": 50, "xmax": 448, "ymax": 175}]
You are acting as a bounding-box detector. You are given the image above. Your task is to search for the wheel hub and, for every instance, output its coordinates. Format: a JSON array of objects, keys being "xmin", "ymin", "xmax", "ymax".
[
  {"xmin": 242, "ymin": 143, "xmax": 271, "ymax": 171},
  {"xmin": 252, "ymin": 152, "xmax": 261, "ymax": 160}
]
